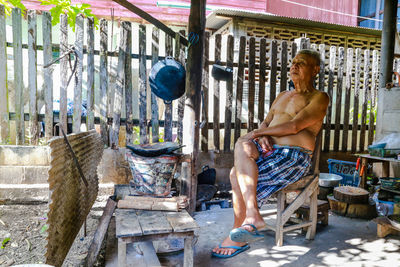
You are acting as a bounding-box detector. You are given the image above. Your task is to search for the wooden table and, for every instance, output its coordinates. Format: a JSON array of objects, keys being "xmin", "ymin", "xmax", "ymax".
[{"xmin": 357, "ymin": 154, "xmax": 400, "ymax": 188}]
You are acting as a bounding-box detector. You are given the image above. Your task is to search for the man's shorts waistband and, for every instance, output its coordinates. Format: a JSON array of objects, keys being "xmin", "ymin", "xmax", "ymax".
[{"xmin": 272, "ymin": 144, "xmax": 313, "ymax": 156}]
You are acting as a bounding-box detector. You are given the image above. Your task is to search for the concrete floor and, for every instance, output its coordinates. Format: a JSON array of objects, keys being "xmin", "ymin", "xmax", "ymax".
[{"xmin": 106, "ymin": 205, "xmax": 400, "ymax": 267}]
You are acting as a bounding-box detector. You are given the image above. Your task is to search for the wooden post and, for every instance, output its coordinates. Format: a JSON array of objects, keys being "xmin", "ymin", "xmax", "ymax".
[
  {"xmin": 369, "ymin": 50, "xmax": 379, "ymax": 145},
  {"xmin": 0, "ymin": 5, "xmax": 8, "ymax": 143},
  {"xmin": 99, "ymin": 19, "xmax": 109, "ymax": 146},
  {"xmin": 200, "ymin": 32, "xmax": 210, "ymax": 152},
  {"xmin": 342, "ymin": 48, "xmax": 353, "ymax": 152},
  {"xmin": 73, "ymin": 15, "xmax": 84, "ymax": 133},
  {"xmin": 182, "ymin": 0, "xmax": 206, "ymax": 214},
  {"xmin": 151, "ymin": 27, "xmax": 160, "ymax": 143},
  {"xmin": 87, "ymin": 18, "xmax": 95, "ymax": 130},
  {"xmin": 13, "ymin": 8, "xmax": 24, "ymax": 145},
  {"xmin": 111, "ymin": 21, "xmax": 129, "ymax": 148},
  {"xmin": 258, "ymin": 38, "xmax": 266, "ymax": 125},
  {"xmin": 247, "ymin": 37, "xmax": 255, "ymax": 132},
  {"xmin": 28, "ymin": 10, "xmax": 38, "ymax": 144},
  {"xmin": 323, "ymin": 46, "xmax": 336, "ymax": 152},
  {"xmin": 176, "ymin": 31, "xmax": 186, "ymax": 145},
  {"xmin": 43, "ymin": 11, "xmax": 53, "ymax": 141},
  {"xmin": 280, "ymin": 41, "xmax": 288, "ymax": 92},
  {"xmin": 352, "ymin": 48, "xmax": 362, "ymax": 153},
  {"xmin": 139, "ymin": 24, "xmax": 147, "ymax": 144},
  {"xmin": 270, "ymin": 40, "xmax": 277, "ymax": 108},
  {"xmin": 333, "ymin": 47, "xmax": 344, "ymax": 152},
  {"xmin": 213, "ymin": 34, "xmax": 221, "ymax": 151},
  {"xmin": 233, "ymin": 36, "xmax": 246, "ymax": 143},
  {"xmin": 223, "ymin": 35, "xmax": 234, "ymax": 152},
  {"xmin": 360, "ymin": 49, "xmax": 370, "ymax": 152},
  {"xmin": 60, "ymin": 14, "xmax": 68, "ymax": 135},
  {"xmin": 164, "ymin": 35, "xmax": 173, "ymax": 142},
  {"xmin": 125, "ymin": 22, "xmax": 133, "ymax": 146}
]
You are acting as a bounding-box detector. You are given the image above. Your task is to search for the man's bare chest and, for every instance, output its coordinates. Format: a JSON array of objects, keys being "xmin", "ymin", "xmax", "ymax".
[{"xmin": 273, "ymin": 93, "xmax": 310, "ymax": 117}]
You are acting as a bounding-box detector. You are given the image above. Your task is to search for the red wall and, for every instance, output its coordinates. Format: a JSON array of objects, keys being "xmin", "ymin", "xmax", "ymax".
[{"xmin": 266, "ymin": 0, "xmax": 359, "ymax": 27}]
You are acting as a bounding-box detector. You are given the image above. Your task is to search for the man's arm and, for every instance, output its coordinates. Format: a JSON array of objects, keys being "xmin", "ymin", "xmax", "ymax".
[{"xmin": 252, "ymin": 92, "xmax": 329, "ymax": 138}]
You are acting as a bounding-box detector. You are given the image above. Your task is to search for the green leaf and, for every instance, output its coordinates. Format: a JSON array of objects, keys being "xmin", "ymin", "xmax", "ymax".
[
  {"xmin": 1, "ymin": 237, "xmax": 10, "ymax": 249},
  {"xmin": 40, "ymin": 224, "xmax": 48, "ymax": 233}
]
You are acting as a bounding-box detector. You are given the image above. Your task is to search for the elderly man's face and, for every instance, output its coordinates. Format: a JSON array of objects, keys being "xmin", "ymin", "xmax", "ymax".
[{"xmin": 289, "ymin": 54, "xmax": 320, "ymax": 85}]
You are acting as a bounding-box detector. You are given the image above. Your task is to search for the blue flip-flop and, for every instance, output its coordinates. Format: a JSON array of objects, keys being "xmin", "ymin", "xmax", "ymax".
[
  {"xmin": 229, "ymin": 224, "xmax": 264, "ymax": 243},
  {"xmin": 211, "ymin": 244, "xmax": 250, "ymax": 258}
]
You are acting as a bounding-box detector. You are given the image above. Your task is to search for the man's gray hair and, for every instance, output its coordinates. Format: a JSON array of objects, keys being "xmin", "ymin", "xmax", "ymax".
[{"xmin": 297, "ymin": 49, "xmax": 321, "ymax": 66}]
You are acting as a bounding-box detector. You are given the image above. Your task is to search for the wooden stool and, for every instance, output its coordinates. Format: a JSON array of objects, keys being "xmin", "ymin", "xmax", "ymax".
[
  {"xmin": 374, "ymin": 217, "xmax": 400, "ymax": 238},
  {"xmin": 115, "ymin": 209, "xmax": 198, "ymax": 267},
  {"xmin": 295, "ymin": 200, "xmax": 330, "ymax": 226}
]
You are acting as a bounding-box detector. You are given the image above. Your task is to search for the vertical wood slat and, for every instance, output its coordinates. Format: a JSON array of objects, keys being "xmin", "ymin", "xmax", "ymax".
[
  {"xmin": 369, "ymin": 50, "xmax": 379, "ymax": 146},
  {"xmin": 13, "ymin": 8, "xmax": 24, "ymax": 145},
  {"xmin": 0, "ymin": 5, "xmax": 8, "ymax": 143},
  {"xmin": 333, "ymin": 47, "xmax": 344, "ymax": 151},
  {"xmin": 201, "ymin": 32, "xmax": 210, "ymax": 152},
  {"xmin": 360, "ymin": 49, "xmax": 370, "ymax": 152},
  {"xmin": 234, "ymin": 36, "xmax": 246, "ymax": 143},
  {"xmin": 42, "ymin": 11, "xmax": 53, "ymax": 140},
  {"xmin": 87, "ymin": 18, "xmax": 95, "ymax": 130},
  {"xmin": 28, "ymin": 10, "xmax": 38, "ymax": 144},
  {"xmin": 342, "ymin": 48, "xmax": 353, "ymax": 152},
  {"xmin": 323, "ymin": 46, "xmax": 336, "ymax": 152},
  {"xmin": 269, "ymin": 40, "xmax": 277, "ymax": 108},
  {"xmin": 164, "ymin": 34, "xmax": 173, "ymax": 142},
  {"xmin": 151, "ymin": 27, "xmax": 160, "ymax": 143},
  {"xmin": 247, "ymin": 37, "xmax": 256, "ymax": 132},
  {"xmin": 318, "ymin": 44, "xmax": 326, "ymax": 92},
  {"xmin": 258, "ymin": 38, "xmax": 266, "ymax": 125},
  {"xmin": 223, "ymin": 35, "xmax": 234, "ymax": 152},
  {"xmin": 213, "ymin": 34, "xmax": 221, "ymax": 150},
  {"xmin": 73, "ymin": 15, "xmax": 83, "ymax": 133},
  {"xmin": 112, "ymin": 21, "xmax": 128, "ymax": 147},
  {"xmin": 59, "ymin": 14, "xmax": 68, "ymax": 135},
  {"xmin": 291, "ymin": 42, "xmax": 297, "ymax": 59},
  {"xmin": 175, "ymin": 31, "xmax": 185, "ymax": 144},
  {"xmin": 139, "ymin": 24, "xmax": 147, "ymax": 144},
  {"xmin": 99, "ymin": 19, "xmax": 109, "ymax": 145},
  {"xmin": 124, "ymin": 22, "xmax": 132, "ymax": 145},
  {"xmin": 280, "ymin": 41, "xmax": 288, "ymax": 93},
  {"xmin": 352, "ymin": 48, "xmax": 362, "ymax": 153}
]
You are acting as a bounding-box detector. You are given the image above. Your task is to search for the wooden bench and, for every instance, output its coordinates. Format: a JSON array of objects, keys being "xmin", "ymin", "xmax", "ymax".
[{"xmin": 115, "ymin": 208, "xmax": 198, "ymax": 266}]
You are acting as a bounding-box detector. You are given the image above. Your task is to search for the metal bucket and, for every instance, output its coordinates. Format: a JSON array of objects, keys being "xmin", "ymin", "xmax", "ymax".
[{"xmin": 126, "ymin": 151, "xmax": 179, "ymax": 196}]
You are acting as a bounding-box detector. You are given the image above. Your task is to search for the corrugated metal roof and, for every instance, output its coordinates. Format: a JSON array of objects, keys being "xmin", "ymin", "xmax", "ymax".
[{"xmin": 206, "ymin": 9, "xmax": 382, "ymax": 36}]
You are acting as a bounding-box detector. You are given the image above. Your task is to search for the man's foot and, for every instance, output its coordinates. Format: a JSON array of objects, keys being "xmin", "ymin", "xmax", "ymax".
[
  {"xmin": 229, "ymin": 217, "xmax": 267, "ymax": 243},
  {"xmin": 212, "ymin": 236, "xmax": 248, "ymax": 257}
]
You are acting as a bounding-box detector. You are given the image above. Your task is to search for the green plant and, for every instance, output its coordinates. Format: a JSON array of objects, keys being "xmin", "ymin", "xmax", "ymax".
[
  {"xmin": 1, "ymin": 237, "xmax": 10, "ymax": 249},
  {"xmin": 0, "ymin": 0, "xmax": 25, "ymax": 16}
]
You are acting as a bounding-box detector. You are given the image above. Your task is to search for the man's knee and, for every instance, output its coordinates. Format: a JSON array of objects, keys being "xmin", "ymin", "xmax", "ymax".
[{"xmin": 234, "ymin": 139, "xmax": 259, "ymax": 159}]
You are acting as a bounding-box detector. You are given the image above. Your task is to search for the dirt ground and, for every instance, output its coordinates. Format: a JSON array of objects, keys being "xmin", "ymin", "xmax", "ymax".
[{"xmin": 0, "ymin": 198, "xmax": 106, "ymax": 267}]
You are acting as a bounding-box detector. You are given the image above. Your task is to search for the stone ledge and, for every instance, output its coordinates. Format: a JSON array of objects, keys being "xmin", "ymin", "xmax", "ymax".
[
  {"xmin": 0, "ymin": 166, "xmax": 49, "ymax": 184},
  {"xmin": 0, "ymin": 145, "xmax": 50, "ymax": 166}
]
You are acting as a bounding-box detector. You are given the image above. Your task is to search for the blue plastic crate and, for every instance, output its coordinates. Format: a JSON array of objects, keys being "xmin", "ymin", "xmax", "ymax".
[{"xmin": 327, "ymin": 159, "xmax": 359, "ymax": 186}]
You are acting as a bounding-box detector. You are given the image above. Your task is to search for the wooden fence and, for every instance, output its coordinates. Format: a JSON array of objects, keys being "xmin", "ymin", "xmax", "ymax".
[{"xmin": 0, "ymin": 6, "xmax": 393, "ymax": 154}]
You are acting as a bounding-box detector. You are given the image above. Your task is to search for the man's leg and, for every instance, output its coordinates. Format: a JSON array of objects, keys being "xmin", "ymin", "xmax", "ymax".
[
  {"xmin": 212, "ymin": 167, "xmax": 247, "ymax": 256},
  {"xmin": 233, "ymin": 138, "xmax": 266, "ymax": 230}
]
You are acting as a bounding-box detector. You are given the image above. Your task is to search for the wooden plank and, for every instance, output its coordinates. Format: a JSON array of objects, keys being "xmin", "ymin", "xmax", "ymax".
[
  {"xmin": 234, "ymin": 36, "xmax": 246, "ymax": 143},
  {"xmin": 28, "ymin": 10, "xmax": 38, "ymax": 144},
  {"xmin": 136, "ymin": 210, "xmax": 173, "ymax": 235},
  {"xmin": 86, "ymin": 197, "xmax": 117, "ymax": 267},
  {"xmin": 223, "ymin": 35, "xmax": 234, "ymax": 152},
  {"xmin": 125, "ymin": 22, "xmax": 133, "ymax": 145},
  {"xmin": 333, "ymin": 47, "xmax": 344, "ymax": 151},
  {"xmin": 323, "ymin": 46, "xmax": 336, "ymax": 152},
  {"xmin": 360, "ymin": 49, "xmax": 370, "ymax": 152},
  {"xmin": 166, "ymin": 210, "xmax": 198, "ymax": 232},
  {"xmin": 59, "ymin": 14, "xmax": 68, "ymax": 135},
  {"xmin": 280, "ymin": 41, "xmax": 288, "ymax": 92},
  {"xmin": 87, "ymin": 18, "xmax": 95, "ymax": 130},
  {"xmin": 369, "ymin": 50, "xmax": 378, "ymax": 146},
  {"xmin": 258, "ymin": 38, "xmax": 266, "ymax": 125},
  {"xmin": 151, "ymin": 27, "xmax": 160, "ymax": 143},
  {"xmin": 248, "ymin": 37, "xmax": 256, "ymax": 133},
  {"xmin": 164, "ymin": 34, "xmax": 173, "ymax": 142},
  {"xmin": 342, "ymin": 48, "xmax": 353, "ymax": 152},
  {"xmin": 176, "ymin": 30, "xmax": 186, "ymax": 145},
  {"xmin": 99, "ymin": 19, "xmax": 109, "ymax": 146},
  {"xmin": 213, "ymin": 34, "xmax": 221, "ymax": 150},
  {"xmin": 201, "ymin": 32, "xmax": 210, "ymax": 152},
  {"xmin": 138, "ymin": 241, "xmax": 161, "ymax": 267},
  {"xmin": 269, "ymin": 40, "xmax": 277, "ymax": 108},
  {"xmin": 13, "ymin": 8, "xmax": 24, "ymax": 145},
  {"xmin": 118, "ymin": 239, "xmax": 127, "ymax": 267},
  {"xmin": 318, "ymin": 44, "xmax": 326, "ymax": 92},
  {"xmin": 73, "ymin": 15, "xmax": 84, "ymax": 133},
  {"xmin": 352, "ymin": 48, "xmax": 362, "ymax": 153},
  {"xmin": 291, "ymin": 42, "xmax": 297, "ymax": 59},
  {"xmin": 115, "ymin": 209, "xmax": 143, "ymax": 238},
  {"xmin": 183, "ymin": 236, "xmax": 194, "ymax": 267},
  {"xmin": 0, "ymin": 5, "xmax": 8, "ymax": 143},
  {"xmin": 139, "ymin": 24, "xmax": 147, "ymax": 144}
]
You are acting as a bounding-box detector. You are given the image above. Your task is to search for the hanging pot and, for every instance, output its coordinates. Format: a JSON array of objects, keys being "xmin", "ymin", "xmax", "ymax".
[
  {"xmin": 212, "ymin": 61, "xmax": 233, "ymax": 81},
  {"xmin": 149, "ymin": 56, "xmax": 186, "ymax": 104}
]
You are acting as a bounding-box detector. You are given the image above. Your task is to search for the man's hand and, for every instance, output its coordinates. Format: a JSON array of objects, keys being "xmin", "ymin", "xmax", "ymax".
[{"xmin": 255, "ymin": 136, "xmax": 273, "ymax": 151}]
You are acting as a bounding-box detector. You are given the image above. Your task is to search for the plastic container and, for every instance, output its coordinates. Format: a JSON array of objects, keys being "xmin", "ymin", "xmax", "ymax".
[
  {"xmin": 377, "ymin": 199, "xmax": 394, "ymax": 216},
  {"xmin": 380, "ymin": 177, "xmax": 400, "ymax": 191},
  {"xmin": 126, "ymin": 151, "xmax": 179, "ymax": 196},
  {"xmin": 327, "ymin": 159, "xmax": 358, "ymax": 186}
]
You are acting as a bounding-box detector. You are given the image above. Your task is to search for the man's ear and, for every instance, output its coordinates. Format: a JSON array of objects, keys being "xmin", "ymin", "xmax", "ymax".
[{"xmin": 314, "ymin": 65, "xmax": 320, "ymax": 76}]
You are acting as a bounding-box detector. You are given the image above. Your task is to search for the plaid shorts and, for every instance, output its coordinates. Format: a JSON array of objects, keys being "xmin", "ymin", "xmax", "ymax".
[{"xmin": 252, "ymin": 141, "xmax": 312, "ymax": 204}]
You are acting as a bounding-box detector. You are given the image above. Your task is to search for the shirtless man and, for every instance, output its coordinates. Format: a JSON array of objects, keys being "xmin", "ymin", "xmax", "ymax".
[{"xmin": 212, "ymin": 49, "xmax": 329, "ymax": 258}]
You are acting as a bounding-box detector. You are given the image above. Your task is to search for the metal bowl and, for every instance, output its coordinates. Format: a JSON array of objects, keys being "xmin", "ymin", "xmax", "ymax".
[{"xmin": 319, "ymin": 173, "xmax": 343, "ymax": 187}]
